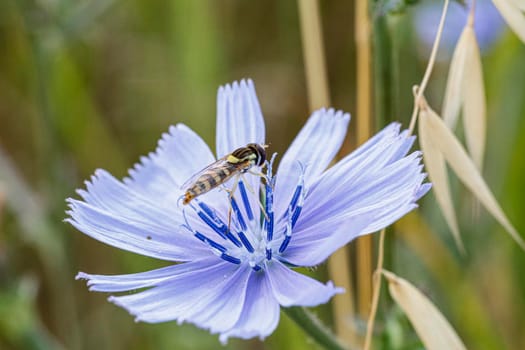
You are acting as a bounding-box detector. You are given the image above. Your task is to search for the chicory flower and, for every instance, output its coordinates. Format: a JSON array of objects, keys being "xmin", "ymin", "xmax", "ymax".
[{"xmin": 68, "ymin": 79, "xmax": 430, "ymax": 343}]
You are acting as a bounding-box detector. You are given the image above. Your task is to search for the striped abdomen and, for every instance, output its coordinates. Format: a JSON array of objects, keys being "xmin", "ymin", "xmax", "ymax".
[{"xmin": 182, "ymin": 162, "xmax": 248, "ymax": 204}]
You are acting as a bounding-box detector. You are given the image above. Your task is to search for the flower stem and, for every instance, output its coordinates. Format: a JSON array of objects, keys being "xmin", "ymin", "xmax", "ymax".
[{"xmin": 283, "ymin": 306, "xmax": 354, "ymax": 350}]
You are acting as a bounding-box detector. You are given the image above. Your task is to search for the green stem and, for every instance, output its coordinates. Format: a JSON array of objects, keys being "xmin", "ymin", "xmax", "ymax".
[
  {"xmin": 372, "ymin": 14, "xmax": 394, "ymax": 129},
  {"xmin": 283, "ymin": 307, "xmax": 356, "ymax": 350},
  {"xmin": 371, "ymin": 6, "xmax": 397, "ymax": 306}
]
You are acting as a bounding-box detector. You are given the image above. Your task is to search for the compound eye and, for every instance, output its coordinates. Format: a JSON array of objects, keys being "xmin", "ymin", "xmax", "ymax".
[{"xmin": 255, "ymin": 144, "xmax": 266, "ymax": 166}]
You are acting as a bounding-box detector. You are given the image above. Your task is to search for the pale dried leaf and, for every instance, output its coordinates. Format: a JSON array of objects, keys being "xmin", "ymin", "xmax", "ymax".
[
  {"xmin": 419, "ymin": 109, "xmax": 464, "ymax": 251},
  {"xmin": 462, "ymin": 27, "xmax": 486, "ymax": 170},
  {"xmin": 493, "ymin": 0, "xmax": 525, "ymax": 43},
  {"xmin": 422, "ymin": 104, "xmax": 525, "ymax": 250},
  {"xmin": 442, "ymin": 27, "xmax": 469, "ymax": 129},
  {"xmin": 383, "ymin": 270, "xmax": 467, "ymax": 350},
  {"xmin": 509, "ymin": 0, "xmax": 525, "ymax": 13}
]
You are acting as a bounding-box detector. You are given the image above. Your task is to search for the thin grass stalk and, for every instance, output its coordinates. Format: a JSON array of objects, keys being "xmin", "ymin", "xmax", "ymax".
[
  {"xmin": 356, "ymin": 0, "xmax": 374, "ymax": 322},
  {"xmin": 363, "ymin": 229, "xmax": 386, "ymax": 350},
  {"xmin": 298, "ymin": 0, "xmax": 355, "ymax": 345},
  {"xmin": 408, "ymin": 0, "xmax": 450, "ymax": 133}
]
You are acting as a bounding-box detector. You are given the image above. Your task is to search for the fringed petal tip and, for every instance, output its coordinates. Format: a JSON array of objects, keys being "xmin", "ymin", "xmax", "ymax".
[
  {"xmin": 415, "ymin": 182, "xmax": 432, "ymax": 200},
  {"xmin": 75, "ymin": 272, "xmax": 88, "ymax": 281},
  {"xmin": 313, "ymin": 107, "xmax": 351, "ymax": 123},
  {"xmin": 75, "ymin": 272, "xmax": 99, "ymax": 291},
  {"xmin": 216, "ymin": 78, "xmax": 265, "ymax": 159},
  {"xmin": 157, "ymin": 124, "xmax": 191, "ymax": 152},
  {"xmin": 123, "ymin": 153, "xmax": 157, "ymax": 184},
  {"xmin": 219, "ymin": 331, "xmax": 270, "ymax": 345},
  {"xmin": 218, "ymin": 78, "xmax": 254, "ymax": 94},
  {"xmin": 330, "ymin": 282, "xmax": 346, "ymax": 295},
  {"xmin": 124, "ymin": 123, "xmax": 182, "ymax": 176}
]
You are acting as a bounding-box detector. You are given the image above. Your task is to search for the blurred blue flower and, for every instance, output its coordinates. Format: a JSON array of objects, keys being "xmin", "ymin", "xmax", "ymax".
[
  {"xmin": 68, "ymin": 79, "xmax": 430, "ymax": 342},
  {"xmin": 414, "ymin": 0, "xmax": 505, "ymax": 55}
]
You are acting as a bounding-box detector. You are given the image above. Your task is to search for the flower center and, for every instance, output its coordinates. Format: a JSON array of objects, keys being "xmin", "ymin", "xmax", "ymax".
[{"xmin": 181, "ymin": 155, "xmax": 305, "ymax": 271}]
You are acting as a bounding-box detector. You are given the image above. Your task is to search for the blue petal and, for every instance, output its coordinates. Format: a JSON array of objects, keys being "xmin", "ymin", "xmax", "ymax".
[
  {"xmin": 295, "ymin": 130, "xmax": 426, "ymax": 233},
  {"xmin": 66, "ymin": 123, "xmax": 238, "ymax": 260},
  {"xmin": 78, "ymin": 169, "xmax": 182, "ymax": 226},
  {"xmin": 108, "ymin": 258, "xmax": 252, "ymax": 335},
  {"xmin": 76, "ymin": 264, "xmax": 199, "ymax": 292},
  {"xmin": 281, "ymin": 126, "xmax": 429, "ymax": 266},
  {"xmin": 219, "ymin": 270, "xmax": 280, "ymax": 343},
  {"xmin": 303, "ymin": 123, "xmax": 407, "ymax": 207},
  {"xmin": 216, "ymin": 79, "xmax": 265, "ymax": 158},
  {"xmin": 67, "ymin": 199, "xmax": 208, "ymax": 261},
  {"xmin": 280, "ymin": 213, "xmax": 373, "ymax": 266},
  {"xmin": 266, "ymin": 260, "xmax": 343, "ymax": 306},
  {"xmin": 125, "ymin": 124, "xmax": 215, "ymax": 191},
  {"xmin": 215, "ymin": 79, "xmax": 266, "ymax": 217},
  {"xmin": 274, "ymin": 109, "xmax": 350, "ymax": 216},
  {"xmin": 291, "ymin": 156, "xmax": 425, "ymax": 252}
]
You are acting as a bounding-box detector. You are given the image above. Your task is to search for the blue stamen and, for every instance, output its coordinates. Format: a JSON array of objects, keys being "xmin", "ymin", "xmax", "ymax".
[
  {"xmin": 237, "ymin": 231, "xmax": 254, "ymax": 253},
  {"xmin": 220, "ymin": 253, "xmax": 241, "ymax": 265},
  {"xmin": 238, "ymin": 181, "xmax": 254, "ymax": 221},
  {"xmin": 266, "ymin": 153, "xmax": 278, "ymax": 180},
  {"xmin": 194, "ymin": 232, "xmax": 227, "ymax": 253},
  {"xmin": 279, "ymin": 209, "xmax": 294, "ymax": 253},
  {"xmin": 289, "ymin": 185, "xmax": 302, "ymax": 211},
  {"xmin": 291, "ymin": 205, "xmax": 302, "ymax": 228},
  {"xmin": 193, "ymin": 201, "xmax": 241, "ymax": 247},
  {"xmin": 225, "ymin": 231, "xmax": 242, "ymax": 248},
  {"xmin": 230, "ymin": 197, "xmax": 247, "ymax": 231},
  {"xmin": 266, "ymin": 248, "xmax": 272, "ymax": 260},
  {"xmin": 252, "ymin": 265, "xmax": 262, "ymax": 271},
  {"xmin": 279, "ymin": 235, "xmax": 292, "ymax": 253},
  {"xmin": 266, "ymin": 212, "xmax": 274, "ymax": 241},
  {"xmin": 265, "ymin": 182, "xmax": 274, "ymax": 241},
  {"xmin": 195, "ymin": 202, "xmax": 227, "ymax": 238}
]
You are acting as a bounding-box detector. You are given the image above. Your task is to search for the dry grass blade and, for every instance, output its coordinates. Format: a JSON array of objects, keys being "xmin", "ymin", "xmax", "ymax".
[
  {"xmin": 510, "ymin": 0, "xmax": 525, "ymax": 11},
  {"xmin": 419, "ymin": 109, "xmax": 464, "ymax": 252},
  {"xmin": 462, "ymin": 27, "xmax": 486, "ymax": 170},
  {"xmin": 442, "ymin": 24, "xmax": 486, "ymax": 170},
  {"xmin": 442, "ymin": 27, "xmax": 469, "ymax": 129},
  {"xmin": 421, "ymin": 102, "xmax": 525, "ymax": 250},
  {"xmin": 493, "ymin": 0, "xmax": 525, "ymax": 43},
  {"xmin": 509, "ymin": 0, "xmax": 525, "ymax": 12},
  {"xmin": 383, "ymin": 270, "xmax": 467, "ymax": 350}
]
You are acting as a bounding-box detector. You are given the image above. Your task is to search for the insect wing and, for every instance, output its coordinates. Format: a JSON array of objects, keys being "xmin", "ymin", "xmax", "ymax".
[{"xmin": 180, "ymin": 157, "xmax": 230, "ymax": 190}]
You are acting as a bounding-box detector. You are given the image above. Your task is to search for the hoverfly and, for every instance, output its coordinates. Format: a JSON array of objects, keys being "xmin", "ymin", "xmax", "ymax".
[{"xmin": 182, "ymin": 143, "xmax": 267, "ymax": 205}]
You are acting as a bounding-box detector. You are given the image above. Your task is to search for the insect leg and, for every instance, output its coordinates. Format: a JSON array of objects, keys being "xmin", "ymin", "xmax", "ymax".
[
  {"xmin": 224, "ymin": 174, "xmax": 241, "ymax": 233},
  {"xmin": 246, "ymin": 169, "xmax": 267, "ymax": 179}
]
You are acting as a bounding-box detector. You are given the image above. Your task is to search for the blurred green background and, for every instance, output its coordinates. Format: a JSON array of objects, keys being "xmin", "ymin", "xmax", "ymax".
[{"xmin": 1, "ymin": 0, "xmax": 525, "ymax": 349}]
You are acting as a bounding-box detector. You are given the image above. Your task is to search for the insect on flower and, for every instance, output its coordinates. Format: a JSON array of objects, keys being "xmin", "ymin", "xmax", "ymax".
[{"xmin": 182, "ymin": 143, "xmax": 267, "ymax": 205}]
